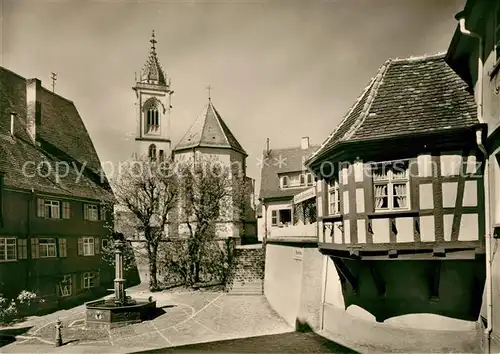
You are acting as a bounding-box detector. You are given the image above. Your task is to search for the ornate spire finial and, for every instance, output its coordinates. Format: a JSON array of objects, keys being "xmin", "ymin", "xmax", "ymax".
[{"xmin": 150, "ymin": 30, "xmax": 157, "ymax": 53}]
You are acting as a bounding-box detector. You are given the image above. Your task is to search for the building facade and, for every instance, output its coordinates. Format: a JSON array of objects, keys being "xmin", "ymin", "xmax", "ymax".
[
  {"xmin": 0, "ymin": 67, "xmax": 114, "ymax": 309},
  {"xmin": 305, "ymin": 53, "xmax": 485, "ymax": 330},
  {"xmin": 258, "ymin": 137, "xmax": 318, "ymax": 242},
  {"xmin": 172, "ymin": 99, "xmax": 257, "ymax": 242},
  {"xmin": 446, "ymin": 1, "xmax": 500, "ymax": 351}
]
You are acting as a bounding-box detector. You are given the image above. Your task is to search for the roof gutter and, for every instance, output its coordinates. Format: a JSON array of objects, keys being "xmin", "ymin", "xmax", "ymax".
[{"xmin": 455, "ymin": 10, "xmax": 491, "ymax": 352}]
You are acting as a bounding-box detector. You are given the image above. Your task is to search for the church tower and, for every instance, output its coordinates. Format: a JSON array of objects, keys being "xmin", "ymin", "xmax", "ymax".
[{"xmin": 133, "ymin": 31, "xmax": 173, "ymax": 161}]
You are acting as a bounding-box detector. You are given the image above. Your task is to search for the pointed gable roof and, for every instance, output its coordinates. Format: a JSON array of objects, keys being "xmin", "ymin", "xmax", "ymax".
[
  {"xmin": 174, "ymin": 100, "xmax": 247, "ymax": 155},
  {"xmin": 307, "ymin": 53, "xmax": 478, "ymax": 166},
  {"xmin": 0, "ymin": 66, "xmax": 114, "ymax": 202}
]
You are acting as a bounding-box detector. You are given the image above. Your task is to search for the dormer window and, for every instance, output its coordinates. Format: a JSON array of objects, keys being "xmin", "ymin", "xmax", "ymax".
[
  {"xmin": 148, "ymin": 144, "xmax": 157, "ymax": 160},
  {"xmin": 299, "ymin": 174, "xmax": 305, "ymax": 186},
  {"xmin": 306, "ymin": 173, "xmax": 313, "ymax": 186},
  {"xmin": 281, "ymin": 176, "xmax": 288, "ymax": 188}
]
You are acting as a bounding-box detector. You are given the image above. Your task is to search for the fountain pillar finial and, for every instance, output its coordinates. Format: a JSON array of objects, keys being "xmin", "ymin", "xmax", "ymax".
[{"xmin": 112, "ymin": 232, "xmax": 127, "ymax": 305}]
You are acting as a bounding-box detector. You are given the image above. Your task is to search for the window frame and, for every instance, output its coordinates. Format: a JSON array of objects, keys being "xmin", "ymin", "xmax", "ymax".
[
  {"xmin": 84, "ymin": 204, "xmax": 99, "ymax": 221},
  {"xmin": 59, "ymin": 275, "xmax": 72, "ymax": 297},
  {"xmin": 0, "ymin": 237, "xmax": 16, "ymax": 261},
  {"xmin": 82, "ymin": 272, "xmax": 95, "ymax": 289},
  {"xmin": 271, "ymin": 210, "xmax": 278, "ymax": 226},
  {"xmin": 41, "ymin": 200, "xmax": 60, "ymax": 219},
  {"xmin": 372, "ymin": 160, "xmax": 410, "ymax": 212},
  {"xmin": 38, "ymin": 238, "xmax": 57, "ymax": 258},
  {"xmin": 328, "ymin": 179, "xmax": 341, "ymax": 215},
  {"xmin": 82, "ymin": 237, "xmax": 95, "ymax": 256},
  {"xmin": 281, "ymin": 176, "xmax": 288, "ymax": 188}
]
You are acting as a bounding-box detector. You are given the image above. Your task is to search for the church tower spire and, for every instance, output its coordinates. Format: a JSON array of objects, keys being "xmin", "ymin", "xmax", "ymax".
[{"xmin": 133, "ymin": 31, "xmax": 174, "ymax": 161}]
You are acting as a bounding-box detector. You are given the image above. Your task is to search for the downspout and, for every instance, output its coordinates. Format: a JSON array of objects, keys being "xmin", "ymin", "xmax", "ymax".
[{"xmin": 456, "ymin": 13, "xmax": 491, "ymax": 352}]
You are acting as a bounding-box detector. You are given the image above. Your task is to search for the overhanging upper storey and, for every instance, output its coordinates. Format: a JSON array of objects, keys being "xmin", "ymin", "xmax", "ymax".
[{"xmin": 308, "ymin": 54, "xmax": 484, "ymax": 260}]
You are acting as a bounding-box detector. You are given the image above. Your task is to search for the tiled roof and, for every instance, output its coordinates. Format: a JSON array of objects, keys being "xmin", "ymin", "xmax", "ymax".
[
  {"xmin": 139, "ymin": 32, "xmax": 167, "ymax": 86},
  {"xmin": 0, "ymin": 67, "xmax": 114, "ymax": 202},
  {"xmin": 174, "ymin": 100, "xmax": 247, "ymax": 155},
  {"xmin": 307, "ymin": 53, "xmax": 478, "ymax": 164},
  {"xmin": 259, "ymin": 145, "xmax": 319, "ymax": 201}
]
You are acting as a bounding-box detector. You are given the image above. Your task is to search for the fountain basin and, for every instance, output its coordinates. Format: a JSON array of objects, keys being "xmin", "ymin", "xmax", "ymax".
[{"xmin": 85, "ymin": 298, "xmax": 157, "ymax": 329}]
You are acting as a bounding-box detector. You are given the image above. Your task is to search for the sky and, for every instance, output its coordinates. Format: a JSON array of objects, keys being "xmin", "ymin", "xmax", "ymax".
[{"xmin": 1, "ymin": 0, "xmax": 465, "ymax": 195}]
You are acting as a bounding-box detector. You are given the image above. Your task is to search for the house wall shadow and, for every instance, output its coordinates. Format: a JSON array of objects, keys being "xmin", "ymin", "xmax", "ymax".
[{"xmin": 331, "ymin": 258, "xmax": 485, "ymax": 323}]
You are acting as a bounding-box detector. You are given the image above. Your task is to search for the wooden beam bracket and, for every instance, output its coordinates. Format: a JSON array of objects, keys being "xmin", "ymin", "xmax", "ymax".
[{"xmin": 332, "ymin": 257, "xmax": 358, "ymax": 294}]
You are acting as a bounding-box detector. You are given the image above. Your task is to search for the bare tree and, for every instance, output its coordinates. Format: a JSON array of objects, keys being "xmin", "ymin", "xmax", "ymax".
[
  {"xmin": 111, "ymin": 157, "xmax": 177, "ymax": 290},
  {"xmin": 176, "ymin": 156, "xmax": 248, "ymax": 285}
]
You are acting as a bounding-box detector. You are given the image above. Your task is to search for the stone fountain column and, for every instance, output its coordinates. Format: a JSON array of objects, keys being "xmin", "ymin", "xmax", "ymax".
[{"xmin": 114, "ymin": 238, "xmax": 126, "ymax": 305}]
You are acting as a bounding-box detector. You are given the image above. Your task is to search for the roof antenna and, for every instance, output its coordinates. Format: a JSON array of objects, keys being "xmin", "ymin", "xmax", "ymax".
[
  {"xmin": 206, "ymin": 84, "xmax": 212, "ymax": 101},
  {"xmin": 51, "ymin": 72, "xmax": 57, "ymax": 93}
]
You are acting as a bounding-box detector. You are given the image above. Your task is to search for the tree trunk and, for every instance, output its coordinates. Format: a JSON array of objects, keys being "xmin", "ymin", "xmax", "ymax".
[{"xmin": 147, "ymin": 242, "xmax": 159, "ymax": 290}]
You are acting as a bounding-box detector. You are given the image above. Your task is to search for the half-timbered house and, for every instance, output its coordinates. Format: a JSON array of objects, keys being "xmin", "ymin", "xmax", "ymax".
[{"xmin": 306, "ymin": 53, "xmax": 485, "ymax": 325}]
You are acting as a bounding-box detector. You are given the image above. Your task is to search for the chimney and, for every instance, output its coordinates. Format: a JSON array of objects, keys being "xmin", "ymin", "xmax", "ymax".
[
  {"xmin": 301, "ymin": 136, "xmax": 309, "ymax": 150},
  {"xmin": 266, "ymin": 138, "xmax": 270, "ymax": 155},
  {"xmin": 26, "ymin": 78, "xmax": 42, "ymax": 145},
  {"xmin": 10, "ymin": 113, "xmax": 16, "ymax": 136}
]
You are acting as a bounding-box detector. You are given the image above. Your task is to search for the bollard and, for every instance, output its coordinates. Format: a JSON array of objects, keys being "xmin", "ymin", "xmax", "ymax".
[{"xmin": 55, "ymin": 318, "xmax": 63, "ymax": 347}]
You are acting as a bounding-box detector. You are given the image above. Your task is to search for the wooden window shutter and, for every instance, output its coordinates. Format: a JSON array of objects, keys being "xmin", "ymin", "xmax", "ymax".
[
  {"xmin": 72, "ymin": 273, "xmax": 77, "ymax": 293},
  {"xmin": 94, "ymin": 237, "xmax": 100, "ymax": 255},
  {"xmin": 30, "ymin": 238, "xmax": 39, "ymax": 259},
  {"xmin": 77, "ymin": 237, "xmax": 83, "ymax": 256},
  {"xmin": 37, "ymin": 198, "xmax": 45, "ymax": 218},
  {"xmin": 59, "ymin": 238, "xmax": 67, "ymax": 257},
  {"xmin": 95, "ymin": 270, "xmax": 101, "ymax": 287},
  {"xmin": 83, "ymin": 204, "xmax": 88, "ymax": 220},
  {"xmin": 62, "ymin": 202, "xmax": 70, "ymax": 219}
]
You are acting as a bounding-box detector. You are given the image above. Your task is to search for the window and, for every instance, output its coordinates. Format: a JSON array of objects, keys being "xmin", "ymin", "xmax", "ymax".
[
  {"xmin": 59, "ymin": 275, "xmax": 72, "ymax": 297},
  {"xmin": 159, "ymin": 149, "xmax": 164, "ymax": 162},
  {"xmin": 84, "ymin": 204, "xmax": 99, "ymax": 221},
  {"xmin": 328, "ymin": 179, "xmax": 341, "ymax": 215},
  {"xmin": 82, "ymin": 237, "xmax": 95, "ymax": 256},
  {"xmin": 146, "ymin": 106, "xmax": 160, "ymax": 133},
  {"xmin": 99, "ymin": 207, "xmax": 107, "ymax": 221},
  {"xmin": 17, "ymin": 239, "xmax": 27, "ymax": 259},
  {"xmin": 37, "ymin": 199, "xmax": 60, "ymax": 219},
  {"xmin": 148, "ymin": 144, "xmax": 157, "ymax": 160},
  {"xmin": 307, "ymin": 173, "xmax": 313, "ymax": 186},
  {"xmin": 102, "ymin": 239, "xmax": 110, "ymax": 249},
  {"xmin": 271, "ymin": 210, "xmax": 278, "ymax": 226},
  {"xmin": 281, "ymin": 176, "xmax": 288, "ymax": 188},
  {"xmin": 373, "ymin": 160, "xmax": 410, "ymax": 211},
  {"xmin": 39, "ymin": 238, "xmax": 57, "ymax": 258},
  {"xmin": 278, "ymin": 209, "xmax": 292, "ymax": 226},
  {"xmin": 59, "ymin": 238, "xmax": 67, "ymax": 257},
  {"xmin": 299, "ymin": 174, "xmax": 305, "ymax": 186},
  {"xmin": 62, "ymin": 201, "xmax": 71, "ymax": 219},
  {"xmin": 82, "ymin": 272, "xmax": 95, "ymax": 289},
  {"xmin": 0, "ymin": 238, "xmax": 16, "ymax": 261}
]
